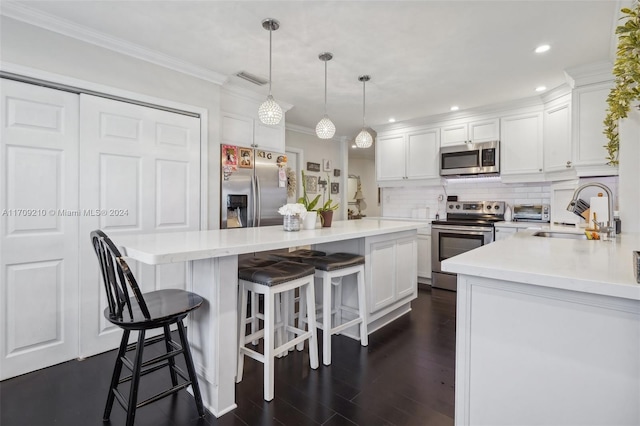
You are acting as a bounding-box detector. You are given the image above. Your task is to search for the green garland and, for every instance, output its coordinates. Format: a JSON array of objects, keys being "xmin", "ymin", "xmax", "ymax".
[{"xmin": 604, "ymin": 3, "xmax": 640, "ymax": 166}]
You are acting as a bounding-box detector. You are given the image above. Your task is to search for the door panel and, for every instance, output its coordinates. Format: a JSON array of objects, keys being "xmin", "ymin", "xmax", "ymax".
[
  {"xmin": 79, "ymin": 94, "xmax": 200, "ymax": 357},
  {"xmin": 0, "ymin": 79, "xmax": 79, "ymax": 380}
]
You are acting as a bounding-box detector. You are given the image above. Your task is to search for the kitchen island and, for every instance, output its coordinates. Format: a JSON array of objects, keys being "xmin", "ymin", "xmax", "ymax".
[
  {"xmin": 442, "ymin": 230, "xmax": 640, "ymax": 426},
  {"xmin": 115, "ymin": 219, "xmax": 425, "ymax": 417}
]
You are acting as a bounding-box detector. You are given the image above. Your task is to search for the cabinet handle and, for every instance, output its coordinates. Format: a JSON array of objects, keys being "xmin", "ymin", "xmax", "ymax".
[
  {"xmin": 539, "ymin": 168, "xmax": 542, "ymax": 172},
  {"xmin": 566, "ymin": 161, "xmax": 572, "ymax": 168}
]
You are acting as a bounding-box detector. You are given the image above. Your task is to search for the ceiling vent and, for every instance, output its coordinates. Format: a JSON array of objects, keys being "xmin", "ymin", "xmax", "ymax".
[{"xmin": 235, "ymin": 71, "xmax": 268, "ymax": 86}]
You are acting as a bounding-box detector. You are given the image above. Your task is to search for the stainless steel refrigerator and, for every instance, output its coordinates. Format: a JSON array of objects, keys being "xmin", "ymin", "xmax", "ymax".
[{"xmin": 220, "ymin": 145, "xmax": 287, "ymax": 229}]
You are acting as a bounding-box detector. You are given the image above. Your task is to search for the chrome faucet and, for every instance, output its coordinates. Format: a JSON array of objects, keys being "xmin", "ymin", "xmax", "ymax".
[{"xmin": 567, "ymin": 182, "xmax": 615, "ymax": 238}]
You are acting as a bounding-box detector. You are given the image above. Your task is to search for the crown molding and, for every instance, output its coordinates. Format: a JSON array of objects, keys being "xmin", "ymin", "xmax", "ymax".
[
  {"xmin": 1, "ymin": 1, "xmax": 227, "ymax": 85},
  {"xmin": 564, "ymin": 61, "xmax": 613, "ymax": 88}
]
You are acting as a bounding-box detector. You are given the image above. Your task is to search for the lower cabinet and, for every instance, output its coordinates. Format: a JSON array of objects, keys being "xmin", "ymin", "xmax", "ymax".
[
  {"xmin": 494, "ymin": 226, "xmax": 518, "ymax": 241},
  {"xmin": 367, "ymin": 232, "xmax": 417, "ymax": 315},
  {"xmin": 417, "ymin": 229, "xmax": 431, "ymax": 281}
]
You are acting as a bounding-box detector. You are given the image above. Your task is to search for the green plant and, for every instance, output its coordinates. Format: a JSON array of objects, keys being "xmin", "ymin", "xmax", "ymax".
[
  {"xmin": 297, "ymin": 170, "xmax": 321, "ymax": 211},
  {"xmin": 603, "ymin": 3, "xmax": 640, "ymax": 166},
  {"xmin": 317, "ymin": 174, "xmax": 339, "ymax": 213}
]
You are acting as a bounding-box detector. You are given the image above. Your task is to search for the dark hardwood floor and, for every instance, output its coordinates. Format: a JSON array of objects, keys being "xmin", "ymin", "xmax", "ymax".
[{"xmin": 0, "ymin": 287, "xmax": 456, "ymax": 426}]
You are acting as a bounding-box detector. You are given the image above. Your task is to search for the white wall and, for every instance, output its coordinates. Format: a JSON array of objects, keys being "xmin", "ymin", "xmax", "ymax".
[
  {"xmin": 1, "ymin": 17, "xmax": 222, "ymax": 228},
  {"xmin": 285, "ymin": 128, "xmax": 345, "ymax": 216},
  {"xmin": 348, "ymin": 158, "xmax": 380, "ymax": 217},
  {"xmin": 619, "ymin": 107, "xmax": 640, "ymax": 232}
]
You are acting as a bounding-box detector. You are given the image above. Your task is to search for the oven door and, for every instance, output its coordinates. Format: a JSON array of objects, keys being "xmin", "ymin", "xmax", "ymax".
[{"xmin": 431, "ymin": 224, "xmax": 494, "ymax": 291}]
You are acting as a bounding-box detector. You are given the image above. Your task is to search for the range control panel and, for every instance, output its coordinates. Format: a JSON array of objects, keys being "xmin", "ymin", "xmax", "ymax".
[{"xmin": 445, "ymin": 201, "xmax": 505, "ymax": 216}]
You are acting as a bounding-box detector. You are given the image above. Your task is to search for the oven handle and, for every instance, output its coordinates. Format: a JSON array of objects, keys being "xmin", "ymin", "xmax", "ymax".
[{"xmin": 431, "ymin": 224, "xmax": 493, "ymax": 233}]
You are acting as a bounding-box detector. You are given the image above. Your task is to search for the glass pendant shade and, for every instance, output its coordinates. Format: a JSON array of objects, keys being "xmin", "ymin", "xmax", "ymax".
[
  {"xmin": 259, "ymin": 95, "xmax": 283, "ymax": 125},
  {"xmin": 355, "ymin": 129, "xmax": 373, "ymax": 148},
  {"xmin": 316, "ymin": 115, "xmax": 336, "ymax": 139}
]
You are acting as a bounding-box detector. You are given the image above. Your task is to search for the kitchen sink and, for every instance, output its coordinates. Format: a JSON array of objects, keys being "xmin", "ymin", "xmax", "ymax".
[{"xmin": 533, "ymin": 231, "xmax": 587, "ymax": 240}]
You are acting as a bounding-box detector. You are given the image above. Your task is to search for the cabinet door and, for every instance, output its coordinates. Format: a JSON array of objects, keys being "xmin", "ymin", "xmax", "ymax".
[
  {"xmin": 417, "ymin": 234, "xmax": 431, "ymax": 279},
  {"xmin": 254, "ymin": 121, "xmax": 285, "ymax": 152},
  {"xmin": 573, "ymin": 84, "xmax": 611, "ymax": 167},
  {"xmin": 441, "ymin": 122, "xmax": 468, "ymax": 146},
  {"xmin": 396, "ymin": 237, "xmax": 418, "ymax": 299},
  {"xmin": 376, "ymin": 133, "xmax": 406, "ymax": 181},
  {"xmin": 500, "ymin": 112, "xmax": 543, "ymax": 176},
  {"xmin": 221, "ymin": 112, "xmax": 253, "ymax": 145},
  {"xmin": 544, "ymin": 99, "xmax": 572, "ymax": 172},
  {"xmin": 494, "ymin": 226, "xmax": 517, "ymax": 241},
  {"xmin": 469, "ymin": 118, "xmax": 500, "ymax": 143},
  {"xmin": 406, "ymin": 128, "xmax": 440, "ymax": 179},
  {"xmin": 368, "ymin": 240, "xmax": 397, "ymax": 313}
]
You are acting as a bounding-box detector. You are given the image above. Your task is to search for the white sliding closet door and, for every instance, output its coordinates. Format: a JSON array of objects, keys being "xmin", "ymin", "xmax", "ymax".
[
  {"xmin": 0, "ymin": 79, "xmax": 79, "ymax": 380},
  {"xmin": 78, "ymin": 94, "xmax": 201, "ymax": 357}
]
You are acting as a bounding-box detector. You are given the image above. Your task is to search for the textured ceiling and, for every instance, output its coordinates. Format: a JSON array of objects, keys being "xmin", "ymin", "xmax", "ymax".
[{"xmin": 9, "ymin": 1, "xmax": 620, "ymax": 159}]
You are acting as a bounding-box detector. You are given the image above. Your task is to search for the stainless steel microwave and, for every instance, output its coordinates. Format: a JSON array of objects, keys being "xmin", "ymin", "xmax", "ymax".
[{"xmin": 439, "ymin": 140, "xmax": 500, "ymax": 177}]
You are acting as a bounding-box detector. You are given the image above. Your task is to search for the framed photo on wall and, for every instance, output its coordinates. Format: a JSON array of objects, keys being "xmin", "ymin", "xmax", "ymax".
[
  {"xmin": 306, "ymin": 175, "xmax": 318, "ymax": 194},
  {"xmin": 331, "ymin": 182, "xmax": 339, "ymax": 194},
  {"xmin": 307, "ymin": 162, "xmax": 321, "ymax": 172},
  {"xmin": 323, "ymin": 159, "xmax": 332, "ymax": 171}
]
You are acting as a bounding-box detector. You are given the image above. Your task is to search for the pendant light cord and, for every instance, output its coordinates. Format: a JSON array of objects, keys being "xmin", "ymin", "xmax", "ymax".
[
  {"xmin": 362, "ymin": 79, "xmax": 366, "ymax": 128},
  {"xmin": 324, "ymin": 60, "xmax": 328, "ymax": 115},
  {"xmin": 268, "ymin": 27, "xmax": 273, "ymax": 96}
]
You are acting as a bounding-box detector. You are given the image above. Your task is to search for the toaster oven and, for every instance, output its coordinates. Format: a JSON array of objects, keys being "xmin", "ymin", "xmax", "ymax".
[{"xmin": 513, "ymin": 204, "xmax": 550, "ymax": 223}]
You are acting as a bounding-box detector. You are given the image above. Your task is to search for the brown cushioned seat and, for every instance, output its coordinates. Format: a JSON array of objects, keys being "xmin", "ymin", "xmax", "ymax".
[
  {"xmin": 238, "ymin": 260, "xmax": 316, "ymax": 286},
  {"xmin": 298, "ymin": 252, "xmax": 365, "ymax": 271},
  {"xmin": 238, "ymin": 257, "xmax": 279, "ymax": 270},
  {"xmin": 268, "ymin": 249, "xmax": 326, "ymax": 262}
]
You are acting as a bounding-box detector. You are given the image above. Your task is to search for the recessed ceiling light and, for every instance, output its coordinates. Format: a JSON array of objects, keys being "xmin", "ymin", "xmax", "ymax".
[
  {"xmin": 388, "ymin": 118, "xmax": 396, "ymax": 123},
  {"xmin": 535, "ymin": 86, "xmax": 547, "ymax": 92},
  {"xmin": 450, "ymin": 106, "xmax": 459, "ymax": 111},
  {"xmin": 535, "ymin": 44, "xmax": 550, "ymax": 53}
]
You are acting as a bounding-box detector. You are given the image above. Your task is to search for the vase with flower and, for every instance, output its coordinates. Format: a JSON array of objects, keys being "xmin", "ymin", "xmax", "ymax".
[
  {"xmin": 298, "ymin": 170, "xmax": 322, "ymax": 229},
  {"xmin": 317, "ymin": 174, "xmax": 339, "ymax": 227},
  {"xmin": 277, "ymin": 203, "xmax": 307, "ymax": 231}
]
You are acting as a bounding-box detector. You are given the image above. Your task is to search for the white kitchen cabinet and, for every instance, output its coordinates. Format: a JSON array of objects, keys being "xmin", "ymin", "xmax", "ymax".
[
  {"xmin": 500, "ymin": 111, "xmax": 543, "ymax": 178},
  {"xmin": 572, "ymin": 82, "xmax": 617, "ymax": 176},
  {"xmin": 221, "ymin": 111, "xmax": 285, "ymax": 152},
  {"xmin": 367, "ymin": 233, "xmax": 417, "ymax": 315},
  {"xmin": 254, "ymin": 120, "xmax": 285, "ymax": 152},
  {"xmin": 417, "ymin": 228, "xmax": 431, "ymax": 281},
  {"xmin": 441, "ymin": 117, "xmax": 499, "ymax": 147},
  {"xmin": 543, "ymin": 95, "xmax": 573, "ymax": 173},
  {"xmin": 376, "ymin": 126, "xmax": 440, "ymax": 184},
  {"xmin": 494, "ymin": 226, "xmax": 517, "ymax": 241}
]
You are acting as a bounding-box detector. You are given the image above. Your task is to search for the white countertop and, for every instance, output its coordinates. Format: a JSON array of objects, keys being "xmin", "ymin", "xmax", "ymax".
[
  {"xmin": 442, "ymin": 230, "xmax": 640, "ymax": 301},
  {"xmin": 116, "ymin": 219, "xmax": 427, "ymax": 265}
]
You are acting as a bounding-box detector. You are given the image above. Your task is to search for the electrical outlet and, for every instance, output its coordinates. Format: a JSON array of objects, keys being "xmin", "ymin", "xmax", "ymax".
[{"xmin": 438, "ymin": 194, "xmax": 444, "ymax": 202}]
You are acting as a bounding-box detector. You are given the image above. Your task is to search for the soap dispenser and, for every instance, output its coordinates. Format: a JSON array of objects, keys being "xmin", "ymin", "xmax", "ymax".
[{"xmin": 504, "ymin": 204, "xmax": 513, "ymax": 222}]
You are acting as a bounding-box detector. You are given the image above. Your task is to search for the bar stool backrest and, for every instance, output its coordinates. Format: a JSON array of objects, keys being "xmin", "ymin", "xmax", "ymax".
[{"xmin": 90, "ymin": 230, "xmax": 150, "ymax": 321}]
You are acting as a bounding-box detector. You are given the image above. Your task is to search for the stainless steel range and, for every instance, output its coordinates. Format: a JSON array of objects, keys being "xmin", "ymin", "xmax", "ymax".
[{"xmin": 431, "ymin": 200, "xmax": 505, "ymax": 291}]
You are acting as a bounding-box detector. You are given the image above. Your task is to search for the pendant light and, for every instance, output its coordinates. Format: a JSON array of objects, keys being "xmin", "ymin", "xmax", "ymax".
[
  {"xmin": 258, "ymin": 18, "xmax": 283, "ymax": 125},
  {"xmin": 355, "ymin": 75, "xmax": 373, "ymax": 148},
  {"xmin": 316, "ymin": 52, "xmax": 336, "ymax": 139}
]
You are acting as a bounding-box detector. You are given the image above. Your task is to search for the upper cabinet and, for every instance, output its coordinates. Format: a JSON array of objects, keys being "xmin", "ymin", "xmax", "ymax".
[
  {"xmin": 376, "ymin": 126, "xmax": 440, "ymax": 185},
  {"xmin": 441, "ymin": 117, "xmax": 499, "ymax": 147},
  {"xmin": 572, "ymin": 82, "xmax": 616, "ymax": 176},
  {"xmin": 543, "ymin": 94, "xmax": 572, "ymax": 174},
  {"xmin": 500, "ymin": 110, "xmax": 543, "ymax": 179}
]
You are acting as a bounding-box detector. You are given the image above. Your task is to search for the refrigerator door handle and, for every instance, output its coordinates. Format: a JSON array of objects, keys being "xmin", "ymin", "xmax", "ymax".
[
  {"xmin": 251, "ymin": 175, "xmax": 258, "ymax": 227},
  {"xmin": 255, "ymin": 175, "xmax": 262, "ymax": 227}
]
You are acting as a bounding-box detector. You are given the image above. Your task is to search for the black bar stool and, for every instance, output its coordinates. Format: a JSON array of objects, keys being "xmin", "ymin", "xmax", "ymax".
[
  {"xmin": 236, "ymin": 260, "xmax": 319, "ymax": 401},
  {"xmin": 90, "ymin": 230, "xmax": 205, "ymax": 426}
]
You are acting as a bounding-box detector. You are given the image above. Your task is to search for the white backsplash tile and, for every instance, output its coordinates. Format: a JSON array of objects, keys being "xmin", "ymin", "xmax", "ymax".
[{"xmin": 382, "ymin": 176, "xmax": 619, "ymax": 221}]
